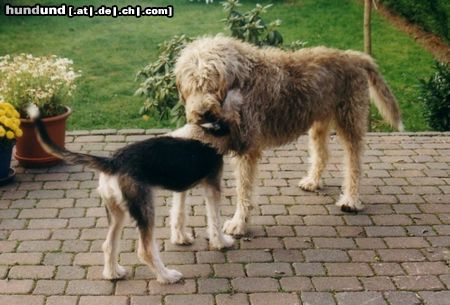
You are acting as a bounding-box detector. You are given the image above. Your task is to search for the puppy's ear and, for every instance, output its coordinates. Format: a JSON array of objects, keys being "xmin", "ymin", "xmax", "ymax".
[{"xmin": 200, "ymin": 120, "xmax": 230, "ymax": 136}]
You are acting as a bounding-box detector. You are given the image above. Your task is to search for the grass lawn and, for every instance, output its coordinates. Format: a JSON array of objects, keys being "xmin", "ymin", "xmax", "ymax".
[{"xmin": 0, "ymin": 0, "xmax": 436, "ymax": 131}]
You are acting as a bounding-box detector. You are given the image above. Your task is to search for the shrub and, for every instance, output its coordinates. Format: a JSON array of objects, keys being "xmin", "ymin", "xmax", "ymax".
[
  {"xmin": 222, "ymin": 0, "xmax": 283, "ymax": 46},
  {"xmin": 419, "ymin": 61, "xmax": 450, "ymax": 131},
  {"xmin": 379, "ymin": 0, "xmax": 449, "ymax": 43},
  {"xmin": 135, "ymin": 35, "xmax": 192, "ymax": 127}
]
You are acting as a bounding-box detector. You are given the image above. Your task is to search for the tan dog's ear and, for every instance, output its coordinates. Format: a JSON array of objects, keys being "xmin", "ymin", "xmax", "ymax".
[{"xmin": 222, "ymin": 89, "xmax": 243, "ymax": 125}]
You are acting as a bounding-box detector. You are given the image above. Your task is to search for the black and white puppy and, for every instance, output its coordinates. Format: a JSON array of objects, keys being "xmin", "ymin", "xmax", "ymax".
[{"xmin": 27, "ymin": 105, "xmax": 234, "ymax": 284}]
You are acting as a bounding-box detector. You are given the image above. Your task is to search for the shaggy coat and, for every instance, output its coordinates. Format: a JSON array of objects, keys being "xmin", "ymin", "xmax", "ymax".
[
  {"xmin": 27, "ymin": 106, "xmax": 234, "ymax": 284},
  {"xmin": 175, "ymin": 35, "xmax": 403, "ymax": 236}
]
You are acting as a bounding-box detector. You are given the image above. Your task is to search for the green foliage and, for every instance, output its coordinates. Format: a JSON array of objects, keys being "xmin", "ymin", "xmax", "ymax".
[
  {"xmin": 135, "ymin": 35, "xmax": 191, "ymax": 127},
  {"xmin": 419, "ymin": 61, "xmax": 450, "ymax": 131},
  {"xmin": 379, "ymin": 0, "xmax": 449, "ymax": 43},
  {"xmin": 222, "ymin": 0, "xmax": 283, "ymax": 46}
]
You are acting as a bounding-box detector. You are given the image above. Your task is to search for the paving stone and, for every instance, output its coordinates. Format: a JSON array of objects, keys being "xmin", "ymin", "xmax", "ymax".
[
  {"xmin": 46, "ymin": 296, "xmax": 78, "ymax": 305},
  {"xmin": 303, "ymin": 249, "xmax": 349, "ymax": 262},
  {"xmin": 312, "ymin": 277, "xmax": 363, "ymax": 291},
  {"xmin": 216, "ymin": 294, "xmax": 249, "ymax": 305},
  {"xmin": 0, "ymin": 296, "xmax": 44, "ymax": 305},
  {"xmin": 325, "ymin": 263, "xmax": 373, "ymax": 276},
  {"xmin": 148, "ymin": 279, "xmax": 196, "ymax": 295},
  {"xmin": 393, "ymin": 275, "xmax": 445, "ymax": 290},
  {"xmin": 33, "ymin": 280, "xmax": 66, "ymax": 295},
  {"xmin": 115, "ymin": 280, "xmax": 147, "ymax": 295},
  {"xmin": 8, "ymin": 265, "xmax": 55, "ymax": 279},
  {"xmin": 301, "ymin": 292, "xmax": 336, "ymax": 305},
  {"xmin": 231, "ymin": 277, "xmax": 279, "ymax": 292},
  {"xmin": 78, "ymin": 296, "xmax": 128, "ymax": 305},
  {"xmin": 384, "ymin": 291, "xmax": 422, "ymax": 305},
  {"xmin": 198, "ymin": 278, "xmax": 230, "ymax": 293},
  {"xmin": 419, "ymin": 291, "xmax": 450, "ymax": 305},
  {"xmin": 0, "ymin": 279, "xmax": 34, "ymax": 293},
  {"xmin": 165, "ymin": 295, "xmax": 214, "ymax": 305},
  {"xmin": 66, "ymin": 280, "xmax": 114, "ymax": 295},
  {"xmin": 335, "ymin": 292, "xmax": 387, "ymax": 305},
  {"xmin": 130, "ymin": 296, "xmax": 162, "ymax": 305},
  {"xmin": 246, "ymin": 262, "xmax": 293, "ymax": 277},
  {"xmin": 249, "ymin": 293, "xmax": 300, "ymax": 305}
]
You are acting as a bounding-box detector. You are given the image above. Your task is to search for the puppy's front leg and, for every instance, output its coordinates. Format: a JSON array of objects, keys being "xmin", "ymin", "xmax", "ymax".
[{"xmin": 170, "ymin": 191, "xmax": 193, "ymax": 245}]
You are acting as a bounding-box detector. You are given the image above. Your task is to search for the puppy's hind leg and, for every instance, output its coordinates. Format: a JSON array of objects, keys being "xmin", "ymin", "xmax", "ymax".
[
  {"xmin": 125, "ymin": 184, "xmax": 182, "ymax": 284},
  {"xmin": 98, "ymin": 175, "xmax": 127, "ymax": 280},
  {"xmin": 170, "ymin": 191, "xmax": 193, "ymax": 245},
  {"xmin": 102, "ymin": 200, "xmax": 127, "ymax": 279},
  {"xmin": 138, "ymin": 227, "xmax": 183, "ymax": 284},
  {"xmin": 203, "ymin": 177, "xmax": 234, "ymax": 250},
  {"xmin": 299, "ymin": 120, "xmax": 331, "ymax": 192}
]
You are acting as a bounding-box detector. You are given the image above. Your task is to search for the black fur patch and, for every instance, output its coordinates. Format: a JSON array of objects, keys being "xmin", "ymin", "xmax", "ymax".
[{"xmin": 112, "ymin": 136, "xmax": 223, "ymax": 192}]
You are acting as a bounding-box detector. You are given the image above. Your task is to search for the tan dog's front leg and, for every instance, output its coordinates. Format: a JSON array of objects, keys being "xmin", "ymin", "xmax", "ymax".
[{"xmin": 223, "ymin": 152, "xmax": 260, "ymax": 236}]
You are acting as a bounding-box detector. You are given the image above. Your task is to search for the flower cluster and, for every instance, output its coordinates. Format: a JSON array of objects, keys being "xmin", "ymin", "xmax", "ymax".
[
  {"xmin": 0, "ymin": 102, "xmax": 22, "ymax": 147},
  {"xmin": 0, "ymin": 54, "xmax": 80, "ymax": 117}
]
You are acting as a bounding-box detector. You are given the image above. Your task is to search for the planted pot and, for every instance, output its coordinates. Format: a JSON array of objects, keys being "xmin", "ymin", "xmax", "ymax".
[
  {"xmin": 15, "ymin": 107, "xmax": 71, "ymax": 168},
  {"xmin": 0, "ymin": 143, "xmax": 15, "ymax": 185}
]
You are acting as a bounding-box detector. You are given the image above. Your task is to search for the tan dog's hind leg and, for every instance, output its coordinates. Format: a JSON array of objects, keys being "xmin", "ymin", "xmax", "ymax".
[
  {"xmin": 335, "ymin": 86, "xmax": 368, "ymax": 212},
  {"xmin": 223, "ymin": 151, "xmax": 260, "ymax": 236},
  {"xmin": 299, "ymin": 120, "xmax": 331, "ymax": 192}
]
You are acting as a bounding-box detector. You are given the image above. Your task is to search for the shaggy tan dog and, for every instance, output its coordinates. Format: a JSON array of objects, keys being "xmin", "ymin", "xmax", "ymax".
[{"xmin": 175, "ymin": 35, "xmax": 403, "ymax": 236}]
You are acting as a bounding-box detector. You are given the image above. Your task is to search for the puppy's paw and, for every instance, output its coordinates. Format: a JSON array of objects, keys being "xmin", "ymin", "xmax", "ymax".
[
  {"xmin": 210, "ymin": 233, "xmax": 235, "ymax": 250},
  {"xmin": 336, "ymin": 196, "xmax": 364, "ymax": 213},
  {"xmin": 103, "ymin": 264, "xmax": 128, "ymax": 280},
  {"xmin": 157, "ymin": 268, "xmax": 183, "ymax": 284},
  {"xmin": 223, "ymin": 218, "xmax": 247, "ymax": 237},
  {"xmin": 298, "ymin": 177, "xmax": 321, "ymax": 192},
  {"xmin": 170, "ymin": 229, "xmax": 193, "ymax": 245}
]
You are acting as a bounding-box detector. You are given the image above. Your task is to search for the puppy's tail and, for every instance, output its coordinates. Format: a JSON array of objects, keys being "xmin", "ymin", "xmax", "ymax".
[
  {"xmin": 348, "ymin": 51, "xmax": 404, "ymax": 131},
  {"xmin": 26, "ymin": 104, "xmax": 115, "ymax": 173}
]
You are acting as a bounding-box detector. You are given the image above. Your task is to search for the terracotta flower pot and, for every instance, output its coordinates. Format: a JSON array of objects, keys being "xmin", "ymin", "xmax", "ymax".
[{"xmin": 15, "ymin": 107, "xmax": 71, "ymax": 168}]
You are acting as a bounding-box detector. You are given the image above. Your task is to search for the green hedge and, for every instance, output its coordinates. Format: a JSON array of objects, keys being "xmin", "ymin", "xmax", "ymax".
[{"xmin": 380, "ymin": 0, "xmax": 449, "ymax": 43}]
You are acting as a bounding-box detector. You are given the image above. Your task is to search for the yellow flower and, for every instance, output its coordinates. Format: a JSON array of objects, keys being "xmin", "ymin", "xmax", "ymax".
[
  {"xmin": 142, "ymin": 115, "xmax": 150, "ymax": 121},
  {"xmin": 12, "ymin": 110, "xmax": 20, "ymax": 118},
  {"xmin": 6, "ymin": 130, "xmax": 14, "ymax": 140},
  {"xmin": 3, "ymin": 118, "xmax": 12, "ymax": 129},
  {"xmin": 0, "ymin": 110, "xmax": 5, "ymax": 116},
  {"xmin": 0, "ymin": 126, "xmax": 5, "ymax": 137},
  {"xmin": 14, "ymin": 128, "xmax": 23, "ymax": 138}
]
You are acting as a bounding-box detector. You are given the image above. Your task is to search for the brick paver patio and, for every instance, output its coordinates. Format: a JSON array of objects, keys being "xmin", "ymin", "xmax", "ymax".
[{"xmin": 1, "ymin": 129, "xmax": 449, "ymax": 305}]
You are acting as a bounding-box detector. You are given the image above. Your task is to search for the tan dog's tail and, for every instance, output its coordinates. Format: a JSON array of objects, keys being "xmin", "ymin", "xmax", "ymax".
[{"xmin": 348, "ymin": 51, "xmax": 404, "ymax": 131}]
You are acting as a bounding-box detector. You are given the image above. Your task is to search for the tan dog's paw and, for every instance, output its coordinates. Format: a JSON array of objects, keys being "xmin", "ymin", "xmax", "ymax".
[
  {"xmin": 157, "ymin": 268, "xmax": 183, "ymax": 284},
  {"xmin": 336, "ymin": 196, "xmax": 364, "ymax": 213},
  {"xmin": 210, "ymin": 233, "xmax": 235, "ymax": 250},
  {"xmin": 223, "ymin": 218, "xmax": 246, "ymax": 236},
  {"xmin": 298, "ymin": 176, "xmax": 321, "ymax": 192},
  {"xmin": 103, "ymin": 264, "xmax": 127, "ymax": 280},
  {"xmin": 170, "ymin": 229, "xmax": 194, "ymax": 245}
]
